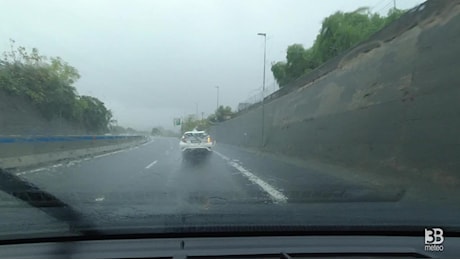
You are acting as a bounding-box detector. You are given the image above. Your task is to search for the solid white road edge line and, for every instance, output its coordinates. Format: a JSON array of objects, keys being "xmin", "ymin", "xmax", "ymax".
[
  {"xmin": 92, "ymin": 149, "xmax": 126, "ymax": 159},
  {"xmin": 145, "ymin": 160, "xmax": 158, "ymax": 169},
  {"xmin": 15, "ymin": 163, "xmax": 64, "ymax": 176},
  {"xmin": 14, "ymin": 139, "xmax": 154, "ymax": 176},
  {"xmin": 213, "ymin": 151, "xmax": 288, "ymax": 204}
]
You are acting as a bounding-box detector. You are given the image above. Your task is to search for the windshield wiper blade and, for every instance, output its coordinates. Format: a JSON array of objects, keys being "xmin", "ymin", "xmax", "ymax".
[{"xmin": 0, "ymin": 168, "xmax": 101, "ymax": 236}]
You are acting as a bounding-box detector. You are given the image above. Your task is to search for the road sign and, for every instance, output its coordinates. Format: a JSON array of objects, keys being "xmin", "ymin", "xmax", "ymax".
[{"xmin": 173, "ymin": 118, "xmax": 181, "ymax": 126}]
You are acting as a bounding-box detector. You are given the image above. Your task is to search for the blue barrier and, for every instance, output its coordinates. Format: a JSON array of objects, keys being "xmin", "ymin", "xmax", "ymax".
[{"xmin": 0, "ymin": 135, "xmax": 139, "ymax": 144}]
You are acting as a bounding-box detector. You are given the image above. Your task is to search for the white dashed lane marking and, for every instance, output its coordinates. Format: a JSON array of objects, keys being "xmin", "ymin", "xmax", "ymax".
[
  {"xmin": 94, "ymin": 196, "xmax": 105, "ymax": 202},
  {"xmin": 145, "ymin": 160, "xmax": 158, "ymax": 169},
  {"xmin": 15, "ymin": 163, "xmax": 63, "ymax": 176}
]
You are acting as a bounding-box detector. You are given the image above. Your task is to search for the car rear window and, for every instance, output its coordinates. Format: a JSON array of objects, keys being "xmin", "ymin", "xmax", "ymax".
[{"xmin": 184, "ymin": 133, "xmax": 208, "ymax": 139}]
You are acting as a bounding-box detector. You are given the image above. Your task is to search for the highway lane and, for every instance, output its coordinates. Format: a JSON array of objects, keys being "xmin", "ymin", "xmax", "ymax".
[
  {"xmin": 11, "ymin": 137, "xmax": 273, "ymax": 212},
  {"xmin": 3, "ymin": 136, "xmax": 459, "ymax": 235},
  {"xmin": 11, "ymin": 137, "xmax": 400, "ymax": 208}
]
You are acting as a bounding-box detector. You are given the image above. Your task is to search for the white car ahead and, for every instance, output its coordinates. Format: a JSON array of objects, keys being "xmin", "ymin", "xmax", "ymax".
[{"xmin": 179, "ymin": 130, "xmax": 214, "ymax": 154}]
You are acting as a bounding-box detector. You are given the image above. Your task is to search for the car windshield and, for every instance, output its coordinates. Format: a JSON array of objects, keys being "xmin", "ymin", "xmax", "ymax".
[{"xmin": 1, "ymin": 0, "xmax": 460, "ymax": 250}]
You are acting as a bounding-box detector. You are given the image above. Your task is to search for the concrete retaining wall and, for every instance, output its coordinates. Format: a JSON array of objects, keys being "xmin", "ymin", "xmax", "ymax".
[
  {"xmin": 0, "ymin": 135, "xmax": 147, "ymax": 170},
  {"xmin": 0, "ymin": 91, "xmax": 87, "ymax": 135},
  {"xmin": 210, "ymin": 0, "xmax": 460, "ymax": 185}
]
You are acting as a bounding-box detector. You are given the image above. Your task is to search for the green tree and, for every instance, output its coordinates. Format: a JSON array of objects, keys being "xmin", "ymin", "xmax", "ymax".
[
  {"xmin": 0, "ymin": 40, "xmax": 113, "ymax": 133},
  {"xmin": 111, "ymin": 125, "xmax": 127, "ymax": 134},
  {"xmin": 209, "ymin": 105, "xmax": 234, "ymax": 123},
  {"xmin": 286, "ymin": 44, "xmax": 308, "ymax": 79},
  {"xmin": 180, "ymin": 106, "xmax": 234, "ymax": 133},
  {"xmin": 271, "ymin": 61, "xmax": 288, "ymax": 86},
  {"xmin": 151, "ymin": 127, "xmax": 161, "ymax": 136},
  {"xmin": 312, "ymin": 8, "xmax": 383, "ymax": 62},
  {"xmin": 271, "ymin": 7, "xmax": 406, "ymax": 87},
  {"xmin": 76, "ymin": 96, "xmax": 112, "ymax": 134},
  {"xmin": 385, "ymin": 8, "xmax": 405, "ymax": 25},
  {"xmin": 181, "ymin": 115, "xmax": 200, "ymax": 133},
  {"xmin": 49, "ymin": 57, "xmax": 80, "ymax": 85}
]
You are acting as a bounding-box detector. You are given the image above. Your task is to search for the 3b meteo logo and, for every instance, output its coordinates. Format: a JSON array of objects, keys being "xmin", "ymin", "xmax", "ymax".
[{"xmin": 425, "ymin": 228, "xmax": 444, "ymax": 252}]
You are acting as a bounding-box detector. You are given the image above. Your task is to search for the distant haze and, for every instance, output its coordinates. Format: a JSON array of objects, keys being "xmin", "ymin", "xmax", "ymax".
[{"xmin": 1, "ymin": 0, "xmax": 424, "ymax": 131}]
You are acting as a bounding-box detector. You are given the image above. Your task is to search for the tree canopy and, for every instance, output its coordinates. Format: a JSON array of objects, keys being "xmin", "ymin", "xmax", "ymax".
[
  {"xmin": 272, "ymin": 8, "xmax": 405, "ymax": 87},
  {"xmin": 207, "ymin": 105, "xmax": 234, "ymax": 123},
  {"xmin": 181, "ymin": 115, "xmax": 208, "ymax": 133},
  {"xmin": 177, "ymin": 105, "xmax": 235, "ymax": 134},
  {"xmin": 0, "ymin": 40, "xmax": 113, "ymax": 134}
]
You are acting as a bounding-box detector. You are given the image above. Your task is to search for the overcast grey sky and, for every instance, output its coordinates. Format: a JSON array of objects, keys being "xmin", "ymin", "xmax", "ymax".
[{"xmin": 1, "ymin": 0, "xmax": 424, "ymax": 131}]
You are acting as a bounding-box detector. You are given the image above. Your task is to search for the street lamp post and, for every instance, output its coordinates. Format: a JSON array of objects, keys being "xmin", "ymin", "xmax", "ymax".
[
  {"xmin": 215, "ymin": 86, "xmax": 220, "ymax": 110},
  {"xmin": 257, "ymin": 32, "xmax": 267, "ymax": 147}
]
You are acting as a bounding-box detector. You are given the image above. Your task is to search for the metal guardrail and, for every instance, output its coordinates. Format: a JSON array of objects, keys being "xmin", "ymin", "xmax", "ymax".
[{"xmin": 0, "ymin": 135, "xmax": 141, "ymax": 143}]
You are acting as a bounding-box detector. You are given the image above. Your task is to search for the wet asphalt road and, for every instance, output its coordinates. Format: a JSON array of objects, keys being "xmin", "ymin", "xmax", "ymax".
[
  {"xmin": 1, "ymin": 137, "xmax": 459, "ymax": 236},
  {"xmin": 10, "ymin": 137, "xmax": 397, "ymax": 208}
]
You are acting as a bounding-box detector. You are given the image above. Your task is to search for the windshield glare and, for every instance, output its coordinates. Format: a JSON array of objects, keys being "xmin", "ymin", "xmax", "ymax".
[{"xmin": 1, "ymin": 0, "xmax": 460, "ymax": 249}]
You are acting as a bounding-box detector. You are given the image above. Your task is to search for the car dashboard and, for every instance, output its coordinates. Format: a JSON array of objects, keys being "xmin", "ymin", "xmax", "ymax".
[{"xmin": 1, "ymin": 235, "xmax": 459, "ymax": 258}]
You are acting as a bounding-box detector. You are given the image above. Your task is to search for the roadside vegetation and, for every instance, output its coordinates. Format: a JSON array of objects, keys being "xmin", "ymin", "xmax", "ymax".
[
  {"xmin": 1, "ymin": 7, "xmax": 407, "ymax": 135},
  {"xmin": 176, "ymin": 7, "xmax": 406, "ymax": 133},
  {"xmin": 176, "ymin": 105, "xmax": 236, "ymax": 134},
  {"xmin": 0, "ymin": 40, "xmax": 112, "ymax": 134},
  {"xmin": 271, "ymin": 7, "xmax": 405, "ymax": 87}
]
